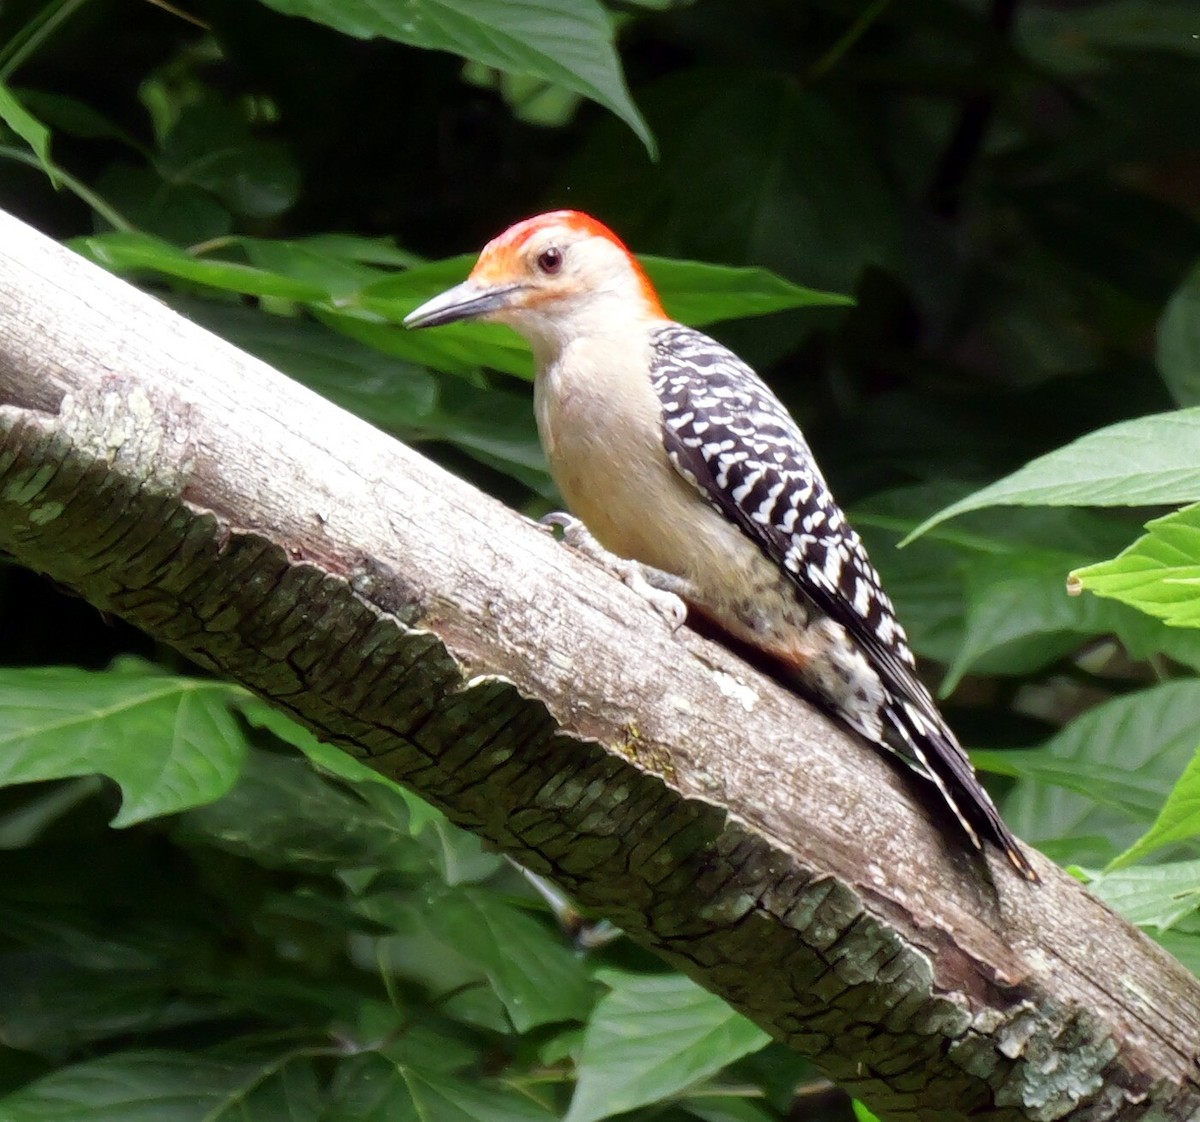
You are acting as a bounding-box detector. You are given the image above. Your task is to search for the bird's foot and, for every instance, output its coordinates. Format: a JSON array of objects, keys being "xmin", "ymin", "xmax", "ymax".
[{"xmin": 541, "ymin": 512, "xmax": 689, "ymax": 631}]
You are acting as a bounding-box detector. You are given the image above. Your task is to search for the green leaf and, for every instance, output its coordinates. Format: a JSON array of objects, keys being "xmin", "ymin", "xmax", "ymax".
[
  {"xmin": 565, "ymin": 970, "xmax": 770, "ymax": 1122},
  {"xmin": 174, "ymin": 301, "xmax": 438, "ymax": 431},
  {"xmin": 182, "ymin": 297, "xmax": 548, "ymax": 494},
  {"xmin": 11, "ymin": 89, "xmax": 135, "ymax": 145},
  {"xmin": 324, "ymin": 1055, "xmax": 418, "ymax": 1121},
  {"xmin": 973, "ymin": 750, "xmax": 1176, "ymax": 821},
  {"xmin": 943, "ymin": 550, "xmax": 1101, "ymax": 694},
  {"xmin": 355, "ymin": 1009, "xmax": 481, "ymax": 1074},
  {"xmin": 1111, "ymin": 742, "xmax": 1200, "ymax": 867},
  {"xmin": 1070, "ymin": 503, "xmax": 1200, "ymax": 629},
  {"xmin": 94, "ymin": 165, "xmax": 231, "ymax": 244},
  {"xmin": 237, "ymin": 1059, "xmax": 323, "ymax": 1121},
  {"xmin": 292, "ymin": 233, "xmax": 424, "ymax": 268},
  {"xmin": 1084, "ymin": 859, "xmax": 1200, "ymax": 932},
  {"xmin": 156, "ymin": 97, "xmax": 298, "ymax": 219},
  {"xmin": 241, "ymin": 710, "xmax": 458, "ymax": 856},
  {"xmin": 242, "ymin": 696, "xmax": 503, "ymax": 882},
  {"xmin": 352, "ymin": 252, "xmax": 844, "ymax": 384},
  {"xmin": 423, "ymin": 887, "xmax": 596, "ymax": 1031},
  {"xmin": 322, "ymin": 306, "xmax": 535, "ymax": 381},
  {"xmin": 419, "ymin": 377, "xmax": 548, "ymax": 485},
  {"xmin": 1158, "ymin": 263, "xmax": 1200, "ymax": 406},
  {"xmin": 402, "ymin": 1066, "xmax": 555, "ymax": 1122},
  {"xmin": 0, "ymin": 1050, "xmax": 285, "ymax": 1121},
  {"xmin": 354, "ymin": 253, "xmax": 479, "ymax": 299},
  {"xmin": 905, "ymin": 409, "xmax": 1200, "ymax": 541},
  {"xmin": 416, "ymin": 816, "xmax": 505, "ymax": 886},
  {"xmin": 73, "ymin": 232, "xmax": 327, "ymax": 300},
  {"xmin": 240, "ymin": 238, "xmax": 383, "ymax": 299},
  {"xmin": 1154, "ymin": 929, "xmax": 1200, "ymax": 978},
  {"xmin": 944, "ymin": 550, "xmax": 1200, "ymax": 689},
  {"xmin": 1002, "ymin": 681, "xmax": 1200, "ymax": 866},
  {"xmin": 0, "ymin": 776, "xmax": 102, "ymax": 848},
  {"xmin": 0, "ymin": 665, "xmax": 246, "ymax": 827},
  {"xmin": 682, "ymin": 1092, "xmax": 778, "ymax": 1122},
  {"xmin": 234, "ymin": 694, "xmax": 382, "ymax": 777},
  {"xmin": 641, "ymin": 257, "xmax": 851, "ymax": 325},
  {"xmin": 463, "ymin": 63, "xmax": 583, "ymax": 128},
  {"xmin": 256, "ymin": 0, "xmax": 654, "ymax": 155},
  {"xmin": 564, "ymin": 73, "xmax": 899, "ymax": 293},
  {"xmin": 232, "ymin": 694, "xmax": 411, "ymax": 794},
  {"xmin": 0, "ymin": 79, "xmax": 53, "ymax": 181},
  {"xmin": 0, "ymin": 953, "xmax": 218, "ymax": 1055},
  {"xmin": 178, "ymin": 747, "xmax": 417, "ymax": 873},
  {"xmin": 328, "ymin": 1057, "xmax": 555, "ymax": 1122},
  {"xmin": 362, "ymin": 905, "xmax": 511, "ymax": 1032},
  {"xmin": 1105, "ymin": 600, "xmax": 1200, "ymax": 672},
  {"xmin": 854, "ymin": 488, "xmax": 1200, "ymax": 683}
]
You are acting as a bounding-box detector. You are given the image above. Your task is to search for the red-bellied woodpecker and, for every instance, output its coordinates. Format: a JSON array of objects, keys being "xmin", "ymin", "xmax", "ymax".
[{"xmin": 405, "ymin": 210, "xmax": 1039, "ymax": 883}]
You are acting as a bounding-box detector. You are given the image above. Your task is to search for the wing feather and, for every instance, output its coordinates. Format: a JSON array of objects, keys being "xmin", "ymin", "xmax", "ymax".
[{"xmin": 649, "ymin": 324, "xmax": 1036, "ymax": 880}]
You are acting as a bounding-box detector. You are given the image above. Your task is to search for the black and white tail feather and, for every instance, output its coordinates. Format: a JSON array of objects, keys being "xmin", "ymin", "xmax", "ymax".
[{"xmin": 649, "ymin": 323, "xmax": 1038, "ymax": 883}]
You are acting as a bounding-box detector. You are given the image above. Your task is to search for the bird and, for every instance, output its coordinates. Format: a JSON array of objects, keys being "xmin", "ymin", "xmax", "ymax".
[{"xmin": 404, "ymin": 209, "xmax": 1038, "ymax": 883}]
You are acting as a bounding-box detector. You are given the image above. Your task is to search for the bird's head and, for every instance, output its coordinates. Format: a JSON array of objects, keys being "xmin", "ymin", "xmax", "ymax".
[{"xmin": 404, "ymin": 211, "xmax": 666, "ymax": 356}]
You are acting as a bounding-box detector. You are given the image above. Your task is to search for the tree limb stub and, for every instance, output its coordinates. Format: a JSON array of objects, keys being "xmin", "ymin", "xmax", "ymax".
[{"xmin": 0, "ymin": 208, "xmax": 1197, "ymax": 1122}]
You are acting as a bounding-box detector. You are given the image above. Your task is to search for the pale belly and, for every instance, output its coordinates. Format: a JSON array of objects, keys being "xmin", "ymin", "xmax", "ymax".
[
  {"xmin": 535, "ymin": 350, "xmax": 806, "ymax": 637},
  {"xmin": 533, "ymin": 344, "xmax": 885, "ymax": 736}
]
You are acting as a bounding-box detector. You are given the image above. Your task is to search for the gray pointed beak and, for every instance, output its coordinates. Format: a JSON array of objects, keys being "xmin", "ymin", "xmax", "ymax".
[{"xmin": 403, "ymin": 280, "xmax": 524, "ymax": 329}]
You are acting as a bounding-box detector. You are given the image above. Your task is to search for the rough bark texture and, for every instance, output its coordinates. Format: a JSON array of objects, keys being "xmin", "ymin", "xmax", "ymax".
[{"xmin": 1, "ymin": 207, "xmax": 1198, "ymax": 1122}]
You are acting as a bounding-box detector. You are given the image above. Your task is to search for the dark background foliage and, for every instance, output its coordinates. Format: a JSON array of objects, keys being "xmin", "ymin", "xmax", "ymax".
[{"xmin": 1, "ymin": 0, "xmax": 1199, "ymax": 1118}]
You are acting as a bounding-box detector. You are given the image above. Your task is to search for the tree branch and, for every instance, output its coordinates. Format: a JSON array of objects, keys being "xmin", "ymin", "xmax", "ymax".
[{"xmin": 0, "ymin": 207, "xmax": 1197, "ymax": 1121}]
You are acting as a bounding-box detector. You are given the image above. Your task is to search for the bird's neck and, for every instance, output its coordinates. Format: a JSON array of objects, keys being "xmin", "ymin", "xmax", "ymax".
[{"xmin": 512, "ymin": 302, "xmax": 668, "ymax": 373}]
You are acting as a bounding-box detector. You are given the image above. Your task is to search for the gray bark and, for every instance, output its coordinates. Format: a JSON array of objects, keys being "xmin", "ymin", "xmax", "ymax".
[{"xmin": 0, "ymin": 206, "xmax": 1198, "ymax": 1122}]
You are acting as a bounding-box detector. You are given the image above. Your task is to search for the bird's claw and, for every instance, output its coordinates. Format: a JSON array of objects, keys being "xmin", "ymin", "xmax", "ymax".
[
  {"xmin": 620, "ymin": 566, "xmax": 688, "ymax": 631},
  {"xmin": 541, "ymin": 511, "xmax": 689, "ymax": 632},
  {"xmin": 540, "ymin": 511, "xmax": 588, "ymax": 545}
]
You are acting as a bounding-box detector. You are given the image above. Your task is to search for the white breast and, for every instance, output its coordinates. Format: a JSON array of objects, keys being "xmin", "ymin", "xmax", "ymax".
[{"xmin": 533, "ymin": 334, "xmax": 784, "ymax": 615}]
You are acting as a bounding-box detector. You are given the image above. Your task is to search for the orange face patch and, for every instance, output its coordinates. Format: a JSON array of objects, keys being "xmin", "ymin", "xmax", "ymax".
[{"xmin": 468, "ymin": 210, "xmax": 666, "ymax": 318}]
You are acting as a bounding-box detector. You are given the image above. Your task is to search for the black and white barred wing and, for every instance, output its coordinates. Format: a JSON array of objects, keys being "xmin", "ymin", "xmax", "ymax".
[
  {"xmin": 649, "ymin": 323, "xmax": 926, "ymax": 702},
  {"xmin": 649, "ymin": 324, "xmax": 1038, "ymax": 880}
]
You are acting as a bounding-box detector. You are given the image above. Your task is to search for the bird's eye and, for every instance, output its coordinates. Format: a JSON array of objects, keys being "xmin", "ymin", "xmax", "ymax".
[{"xmin": 537, "ymin": 246, "xmax": 564, "ymax": 274}]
